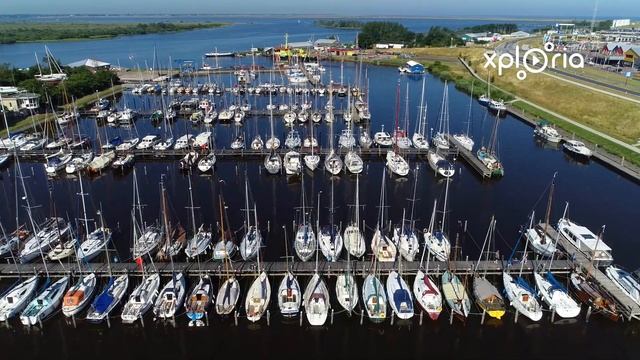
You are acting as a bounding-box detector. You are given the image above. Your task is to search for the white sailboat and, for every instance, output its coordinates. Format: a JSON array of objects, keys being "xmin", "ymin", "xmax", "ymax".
[
  {"xmin": 20, "ymin": 276, "xmax": 69, "ymax": 326},
  {"xmin": 534, "ymin": 271, "xmax": 581, "ymax": 319},
  {"xmin": 362, "ymin": 262, "xmax": 387, "ymax": 323},
  {"xmin": 428, "ymin": 83, "xmax": 455, "ymax": 177},
  {"xmin": 185, "ymin": 175, "xmax": 213, "ymax": 259},
  {"xmin": 413, "ymin": 219, "xmax": 443, "ymax": 320},
  {"xmin": 453, "ymin": 80, "xmax": 476, "ymax": 151},
  {"xmin": 394, "ymin": 171, "xmax": 420, "ymax": 261},
  {"xmin": 0, "ymin": 276, "xmax": 39, "ymax": 321},
  {"xmin": 344, "ymin": 175, "xmax": 366, "ymax": 258},
  {"xmin": 423, "ymin": 179, "xmax": 452, "ymax": 262},
  {"xmin": 526, "ymin": 176, "xmax": 558, "ymax": 258},
  {"xmin": 245, "ymin": 237, "xmax": 270, "ymax": 322},
  {"xmin": 295, "ymin": 174, "xmax": 316, "ymax": 261},
  {"xmin": 412, "ymin": 77, "xmax": 429, "ymax": 149},
  {"xmin": 186, "ymin": 275, "xmax": 213, "ymax": 326},
  {"xmin": 212, "ymin": 191, "xmax": 237, "ymax": 260},
  {"xmin": 62, "ymin": 273, "xmax": 97, "ymax": 317},
  {"xmin": 240, "ymin": 180, "xmax": 262, "ymax": 261},
  {"xmin": 319, "ymin": 180, "xmax": 343, "ymax": 262},
  {"xmin": 121, "ymin": 273, "xmax": 160, "ymax": 324},
  {"xmin": 502, "ymin": 230, "xmax": 543, "ymax": 322},
  {"xmin": 432, "ymin": 82, "xmax": 451, "ymax": 150},
  {"xmin": 371, "ymin": 169, "xmax": 397, "ymax": 262},
  {"xmin": 303, "ymin": 229, "xmax": 330, "ymax": 326},
  {"xmin": 304, "ymin": 106, "xmax": 320, "ymax": 171},
  {"xmin": 324, "ymin": 91, "xmax": 343, "ymax": 175},
  {"xmin": 153, "ymin": 272, "xmax": 187, "ymax": 320},
  {"xmin": 278, "ymin": 229, "xmax": 301, "ymax": 317}
]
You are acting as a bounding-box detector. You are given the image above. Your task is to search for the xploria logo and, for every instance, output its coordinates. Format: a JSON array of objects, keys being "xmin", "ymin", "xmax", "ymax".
[{"xmin": 483, "ymin": 42, "xmax": 584, "ymax": 80}]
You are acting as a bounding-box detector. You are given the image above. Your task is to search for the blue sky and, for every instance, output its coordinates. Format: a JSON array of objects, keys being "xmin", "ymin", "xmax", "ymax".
[{"xmin": 2, "ymin": 0, "xmax": 638, "ymax": 17}]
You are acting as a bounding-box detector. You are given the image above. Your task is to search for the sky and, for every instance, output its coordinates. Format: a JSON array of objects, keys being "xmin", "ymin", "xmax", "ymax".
[{"xmin": 1, "ymin": 0, "xmax": 638, "ymax": 18}]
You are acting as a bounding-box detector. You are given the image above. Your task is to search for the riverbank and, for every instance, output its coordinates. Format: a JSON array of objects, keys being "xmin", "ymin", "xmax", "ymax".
[
  {"xmin": 1, "ymin": 85, "xmax": 123, "ymax": 137},
  {"xmin": 0, "ymin": 22, "xmax": 228, "ymax": 44}
]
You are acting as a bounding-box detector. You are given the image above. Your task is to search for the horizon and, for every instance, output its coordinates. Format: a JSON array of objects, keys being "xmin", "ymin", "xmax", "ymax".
[{"xmin": 1, "ymin": 0, "xmax": 638, "ymax": 19}]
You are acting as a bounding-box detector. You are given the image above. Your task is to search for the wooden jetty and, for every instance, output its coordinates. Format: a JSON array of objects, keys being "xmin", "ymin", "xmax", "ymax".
[{"xmin": 447, "ymin": 135, "xmax": 493, "ymax": 178}]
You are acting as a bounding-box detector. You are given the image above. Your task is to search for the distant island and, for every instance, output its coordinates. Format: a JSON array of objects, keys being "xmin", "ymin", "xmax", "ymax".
[
  {"xmin": 315, "ymin": 20, "xmax": 364, "ymax": 29},
  {"xmin": 0, "ymin": 22, "xmax": 228, "ymax": 44}
]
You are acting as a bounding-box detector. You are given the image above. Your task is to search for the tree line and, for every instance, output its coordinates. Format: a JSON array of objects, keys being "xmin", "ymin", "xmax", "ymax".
[{"xmin": 357, "ymin": 22, "xmax": 464, "ymax": 48}]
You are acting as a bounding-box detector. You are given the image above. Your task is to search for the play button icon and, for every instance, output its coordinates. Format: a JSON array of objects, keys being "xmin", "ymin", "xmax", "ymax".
[{"xmin": 531, "ymin": 55, "xmax": 541, "ymax": 66}]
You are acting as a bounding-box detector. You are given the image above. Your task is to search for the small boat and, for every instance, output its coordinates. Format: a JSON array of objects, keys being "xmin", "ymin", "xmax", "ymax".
[
  {"xmin": 427, "ymin": 150, "xmax": 455, "ymax": 178},
  {"xmin": 476, "ymin": 114, "xmax": 504, "ymax": 177},
  {"xmin": 121, "ymin": 273, "xmax": 161, "ymax": 324},
  {"xmin": 606, "ymin": 265, "xmax": 640, "ymax": 306},
  {"xmin": 278, "ymin": 272, "xmax": 301, "ymax": 317},
  {"xmin": 374, "ymin": 127, "xmax": 392, "ymax": 147},
  {"xmin": 21, "ymin": 276, "xmax": 69, "ymax": 326},
  {"xmin": 245, "ymin": 272, "xmax": 271, "ymax": 322},
  {"xmin": 570, "ymin": 271, "xmax": 619, "ymax": 321},
  {"xmin": 239, "ymin": 181, "xmax": 262, "ymax": 261},
  {"xmin": 215, "ymin": 277, "xmax": 240, "ymax": 316},
  {"xmin": 230, "ymin": 134, "xmax": 245, "ymax": 149},
  {"xmin": 336, "ymin": 271, "xmax": 358, "ymax": 313},
  {"xmin": 133, "ymin": 225, "xmax": 163, "ymax": 259},
  {"xmin": 386, "ymin": 270, "xmax": 414, "ymax": 320},
  {"xmin": 173, "ymin": 134, "xmax": 194, "ymax": 150},
  {"xmin": 86, "ymin": 275, "xmax": 129, "ymax": 323},
  {"xmin": 285, "ymin": 129, "xmax": 301, "ymax": 149},
  {"xmin": 303, "ymin": 274, "xmax": 330, "ymax": 326},
  {"xmin": 44, "ymin": 151, "xmax": 72, "ymax": 175},
  {"xmin": 180, "ymin": 151, "xmax": 199, "ymax": 170},
  {"xmin": 359, "ymin": 129, "xmax": 373, "ymax": 148},
  {"xmin": 472, "ymin": 218, "xmax": 506, "ymax": 320},
  {"xmin": 534, "ymin": 121, "xmax": 562, "ymax": 143},
  {"xmin": 0, "ymin": 276, "xmax": 39, "ymax": 321},
  {"xmin": 112, "ymin": 153, "xmax": 135, "ymax": 170},
  {"xmin": 65, "ymin": 152, "xmax": 94, "ymax": 174},
  {"xmin": 77, "ymin": 228, "xmax": 112, "ymax": 262},
  {"xmin": 115, "ymin": 138, "xmax": 139, "ymax": 152},
  {"xmin": 251, "ymin": 135, "xmax": 264, "ymax": 150},
  {"xmin": 264, "ymin": 151, "xmax": 282, "ymax": 174},
  {"xmin": 413, "ymin": 270, "xmax": 442, "ymax": 320},
  {"xmin": 19, "ymin": 218, "xmax": 70, "ymax": 263},
  {"xmin": 153, "ymin": 273, "xmax": 186, "ymax": 320},
  {"xmin": 488, "ymin": 99, "xmax": 507, "ymax": 112},
  {"xmin": 186, "ymin": 276, "xmax": 213, "ymax": 326},
  {"xmin": 62, "ymin": 273, "xmax": 97, "ymax": 317},
  {"xmin": 441, "ymin": 271, "xmax": 470, "ymax": 320},
  {"xmin": 87, "ymin": 151, "xmax": 115, "ymax": 174},
  {"xmin": 526, "ymin": 210, "xmax": 557, "ymax": 258},
  {"xmin": 284, "ymin": 151, "xmax": 302, "ymax": 175},
  {"xmin": 534, "ymin": 271, "xmax": 581, "ymax": 319},
  {"xmin": 197, "ymin": 153, "xmax": 216, "ymax": 173},
  {"xmin": 563, "ymin": 140, "xmax": 592, "ymax": 158},
  {"xmin": 557, "ymin": 214, "xmax": 613, "ymax": 263},
  {"xmin": 136, "ymin": 135, "xmax": 160, "ymax": 150},
  {"xmin": 266, "ymin": 136, "xmax": 280, "ymax": 150},
  {"xmin": 344, "ymin": 176, "xmax": 365, "ymax": 258},
  {"xmin": 184, "ymin": 224, "xmax": 212, "ymax": 259},
  {"xmin": 47, "ymin": 238, "xmax": 77, "ymax": 261},
  {"xmin": 386, "ymin": 150, "xmax": 409, "ymax": 176},
  {"xmin": 502, "ymin": 272, "xmax": 543, "ymax": 321},
  {"xmin": 362, "ymin": 274, "xmax": 387, "ymax": 322},
  {"xmin": 344, "ymin": 151, "xmax": 363, "ymax": 174}
]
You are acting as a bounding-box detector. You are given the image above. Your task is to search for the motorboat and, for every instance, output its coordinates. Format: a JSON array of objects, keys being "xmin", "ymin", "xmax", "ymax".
[
  {"xmin": 563, "ymin": 140, "xmax": 592, "ymax": 158},
  {"xmin": 606, "ymin": 265, "xmax": 640, "ymax": 306},
  {"xmin": 173, "ymin": 134, "xmax": 194, "ymax": 150},
  {"xmin": 557, "ymin": 217, "xmax": 612, "ymax": 263},
  {"xmin": 136, "ymin": 135, "xmax": 160, "ymax": 150},
  {"xmin": 534, "ymin": 122, "xmax": 562, "ymax": 143}
]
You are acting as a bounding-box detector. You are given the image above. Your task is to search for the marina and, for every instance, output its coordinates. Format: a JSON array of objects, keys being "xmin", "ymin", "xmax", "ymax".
[{"xmin": 1, "ymin": 10, "xmax": 640, "ymax": 360}]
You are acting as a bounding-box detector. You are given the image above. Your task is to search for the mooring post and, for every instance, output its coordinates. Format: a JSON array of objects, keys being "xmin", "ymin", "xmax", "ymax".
[
  {"xmin": 205, "ymin": 311, "xmax": 210, "ymax": 327},
  {"xmin": 514, "ymin": 309, "xmax": 519, "ymax": 324},
  {"xmin": 449, "ymin": 310, "xmax": 454, "ymax": 325},
  {"xmin": 586, "ymin": 306, "xmax": 592, "ymax": 323},
  {"xmin": 481, "ymin": 310, "xmax": 486, "ymax": 325},
  {"xmin": 360, "ymin": 309, "xmax": 364, "ymax": 325},
  {"xmin": 234, "ymin": 311, "xmax": 238, "ymax": 326},
  {"xmin": 331, "ymin": 309, "xmax": 334, "ymax": 325},
  {"xmin": 38, "ymin": 315, "xmax": 43, "ymax": 329},
  {"xmin": 72, "ymin": 314, "xmax": 77, "ymax": 329},
  {"xmin": 267, "ymin": 310, "xmax": 271, "ymax": 326},
  {"xmin": 106, "ymin": 315, "xmax": 111, "ymax": 328},
  {"xmin": 300, "ymin": 311, "xmax": 304, "ymax": 327},
  {"xmin": 140, "ymin": 314, "xmax": 145, "ymax": 328},
  {"xmin": 419, "ymin": 311, "xmax": 423, "ymax": 326},
  {"xmin": 551, "ymin": 308, "xmax": 556, "ymax": 323}
]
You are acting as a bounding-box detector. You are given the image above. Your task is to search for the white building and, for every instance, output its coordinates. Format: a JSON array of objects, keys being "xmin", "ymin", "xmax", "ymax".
[{"xmin": 612, "ymin": 19, "xmax": 631, "ymax": 28}]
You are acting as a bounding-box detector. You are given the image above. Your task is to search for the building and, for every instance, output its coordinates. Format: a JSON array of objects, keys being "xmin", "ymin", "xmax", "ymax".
[
  {"xmin": 1, "ymin": 92, "xmax": 40, "ymax": 111},
  {"xmin": 67, "ymin": 58, "xmax": 111, "ymax": 72},
  {"xmin": 612, "ymin": 19, "xmax": 632, "ymax": 28},
  {"xmin": 327, "ymin": 48, "xmax": 357, "ymax": 57},
  {"xmin": 399, "ymin": 60, "xmax": 425, "ymax": 74},
  {"xmin": 597, "ymin": 42, "xmax": 635, "ymax": 65},
  {"xmin": 509, "ymin": 31, "xmax": 531, "ymax": 38},
  {"xmin": 374, "ymin": 43, "xmax": 405, "ymax": 49},
  {"xmin": 599, "ymin": 29, "xmax": 640, "ymax": 43},
  {"xmin": 462, "ymin": 32, "xmax": 503, "ymax": 43},
  {"xmin": 314, "ymin": 38, "xmax": 340, "ymax": 50},
  {"xmin": 624, "ymin": 46, "xmax": 640, "ymax": 67}
]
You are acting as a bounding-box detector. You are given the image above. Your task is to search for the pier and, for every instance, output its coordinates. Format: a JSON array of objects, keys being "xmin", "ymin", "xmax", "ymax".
[{"xmin": 447, "ymin": 135, "xmax": 492, "ymax": 178}]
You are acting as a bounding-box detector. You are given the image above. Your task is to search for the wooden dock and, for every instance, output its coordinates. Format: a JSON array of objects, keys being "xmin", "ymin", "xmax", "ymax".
[
  {"xmin": 0, "ymin": 259, "xmax": 573, "ymax": 279},
  {"xmin": 447, "ymin": 135, "xmax": 493, "ymax": 178},
  {"xmin": 542, "ymin": 224, "xmax": 640, "ymax": 321}
]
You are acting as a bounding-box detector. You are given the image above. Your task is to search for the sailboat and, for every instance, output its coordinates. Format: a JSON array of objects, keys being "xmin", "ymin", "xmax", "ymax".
[
  {"xmin": 156, "ymin": 180, "xmax": 187, "ymax": 261},
  {"xmin": 502, "ymin": 226, "xmax": 543, "ymax": 322},
  {"xmin": 62, "ymin": 273, "xmax": 97, "ymax": 317},
  {"xmin": 0, "ymin": 276, "xmax": 39, "ymax": 321},
  {"xmin": 264, "ymin": 149, "xmax": 282, "ymax": 175},
  {"xmin": 386, "ymin": 83, "xmax": 410, "ymax": 177},
  {"xmin": 423, "ymin": 179, "xmax": 452, "ymax": 262},
  {"xmin": 319, "ymin": 179, "xmax": 343, "ymax": 262},
  {"xmin": 121, "ymin": 273, "xmax": 161, "ymax": 324},
  {"xmin": 371, "ymin": 169, "xmax": 397, "ymax": 262},
  {"xmin": 19, "ymin": 217, "xmax": 70, "ymax": 263},
  {"xmin": 86, "ymin": 272, "xmax": 129, "ymax": 322},
  {"xmin": 412, "ymin": 77, "xmax": 429, "ymax": 149},
  {"xmin": 295, "ymin": 174, "xmax": 316, "ymax": 261},
  {"xmin": 477, "ymin": 114, "xmax": 504, "ymax": 177},
  {"xmin": 324, "ymin": 91, "xmax": 343, "ymax": 175},
  {"xmin": 215, "ymin": 261, "xmax": 241, "ymax": 316},
  {"xmin": 303, "ymin": 105, "xmax": 320, "ymax": 171},
  {"xmin": 441, "ymin": 270, "xmax": 471, "ymax": 320},
  {"xmin": 386, "ymin": 250, "xmax": 414, "ymax": 320},
  {"xmin": 570, "ymin": 270, "xmax": 619, "ymax": 321},
  {"xmin": 453, "ymin": 80, "xmax": 476, "ymax": 152},
  {"xmin": 362, "ymin": 257, "xmax": 387, "ymax": 323},
  {"xmin": 34, "ymin": 46, "xmax": 67, "ymax": 82},
  {"xmin": 240, "ymin": 179, "xmax": 262, "ymax": 261},
  {"xmin": 154, "ymin": 272, "xmax": 187, "ymax": 320},
  {"xmin": 284, "ymin": 150, "xmax": 302, "ymax": 176},
  {"xmin": 278, "ymin": 228, "xmax": 301, "ymax": 317},
  {"xmin": 344, "ymin": 113, "xmax": 363, "ymax": 175},
  {"xmin": 344, "ymin": 175, "xmax": 366, "ymax": 258},
  {"xmin": 186, "ymin": 275, "xmax": 213, "ymax": 326},
  {"xmin": 245, "ymin": 223, "xmax": 271, "ymax": 323},
  {"xmin": 534, "ymin": 269, "xmax": 581, "ymax": 318},
  {"xmin": 303, "ymin": 220, "xmax": 330, "ymax": 326},
  {"xmin": 131, "ymin": 170, "xmax": 163, "ymax": 259},
  {"xmin": 472, "ymin": 217, "xmax": 506, "ymax": 320},
  {"xmin": 413, "ymin": 217, "xmax": 443, "ymax": 320},
  {"xmin": 212, "ymin": 191, "xmax": 237, "ymax": 261},
  {"xmin": 526, "ymin": 175, "xmax": 558, "ymax": 258},
  {"xmin": 20, "ymin": 276, "xmax": 69, "ymax": 326},
  {"xmin": 184, "ymin": 175, "xmax": 213, "ymax": 259},
  {"xmin": 394, "ymin": 170, "xmax": 420, "ymax": 261},
  {"xmin": 432, "ymin": 81, "xmax": 451, "ymax": 150},
  {"xmin": 428, "ymin": 83, "xmax": 455, "ymax": 178},
  {"xmin": 266, "ymin": 86, "xmax": 280, "ymax": 151},
  {"xmin": 336, "ymin": 245, "xmax": 359, "ymax": 313}
]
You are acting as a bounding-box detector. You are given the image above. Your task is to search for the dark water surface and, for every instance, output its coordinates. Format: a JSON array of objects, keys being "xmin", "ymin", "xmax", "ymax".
[{"xmin": 1, "ymin": 18, "xmax": 640, "ymax": 360}]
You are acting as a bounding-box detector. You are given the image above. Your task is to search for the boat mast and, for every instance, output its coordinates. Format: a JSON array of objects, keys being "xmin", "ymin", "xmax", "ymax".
[
  {"xmin": 441, "ymin": 178, "xmax": 450, "ymax": 233},
  {"xmin": 542, "ymin": 173, "xmax": 557, "ymax": 240},
  {"xmin": 417, "ymin": 77, "xmax": 426, "ymax": 136},
  {"xmin": 466, "ymin": 80, "xmax": 474, "ymax": 137},
  {"xmin": 518, "ymin": 214, "xmax": 534, "ymax": 278}
]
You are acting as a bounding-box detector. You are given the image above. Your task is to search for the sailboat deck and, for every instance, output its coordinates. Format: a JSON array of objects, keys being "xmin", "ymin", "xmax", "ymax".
[{"xmin": 541, "ymin": 224, "xmax": 640, "ymax": 321}]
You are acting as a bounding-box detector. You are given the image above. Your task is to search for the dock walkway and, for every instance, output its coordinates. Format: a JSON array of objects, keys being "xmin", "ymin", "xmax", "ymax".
[{"xmin": 447, "ymin": 135, "xmax": 492, "ymax": 178}]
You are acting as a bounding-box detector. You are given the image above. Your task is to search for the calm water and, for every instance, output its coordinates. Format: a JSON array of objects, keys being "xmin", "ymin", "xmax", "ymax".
[
  {"xmin": 1, "ymin": 17, "xmax": 640, "ymax": 360},
  {"xmin": 0, "ymin": 15, "xmax": 556, "ymax": 68}
]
